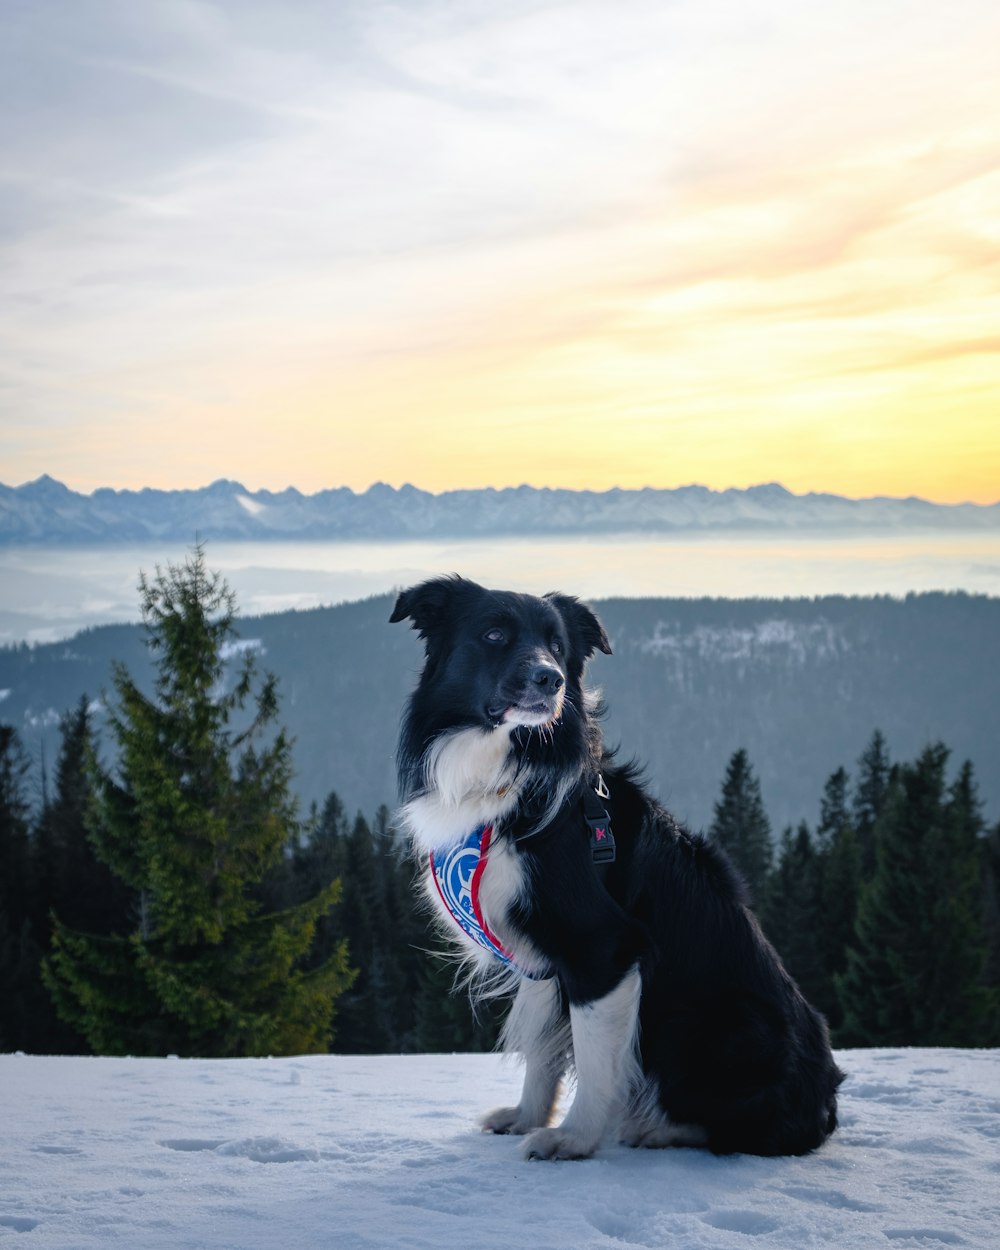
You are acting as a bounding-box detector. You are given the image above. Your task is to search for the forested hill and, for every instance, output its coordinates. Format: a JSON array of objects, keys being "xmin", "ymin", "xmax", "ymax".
[{"xmin": 2, "ymin": 591, "xmax": 998, "ymax": 833}]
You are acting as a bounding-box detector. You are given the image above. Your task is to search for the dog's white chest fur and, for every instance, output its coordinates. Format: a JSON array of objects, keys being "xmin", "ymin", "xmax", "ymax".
[
  {"xmin": 399, "ymin": 725, "xmax": 543, "ymax": 976},
  {"xmin": 400, "ymin": 725, "xmax": 522, "ymax": 852}
]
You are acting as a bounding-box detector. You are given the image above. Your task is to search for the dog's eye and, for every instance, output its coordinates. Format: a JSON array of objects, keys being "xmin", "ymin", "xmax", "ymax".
[
  {"xmin": 551, "ymin": 639, "xmax": 563, "ymax": 655},
  {"xmin": 484, "ymin": 628, "xmax": 505, "ymax": 644}
]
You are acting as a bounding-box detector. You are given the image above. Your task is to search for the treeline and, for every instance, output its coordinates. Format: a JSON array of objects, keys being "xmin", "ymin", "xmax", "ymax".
[
  {"xmin": 4, "ymin": 711, "xmax": 998, "ymax": 1055},
  {"xmin": 0, "ymin": 708, "xmax": 497, "ymax": 1057},
  {"xmin": 710, "ymin": 738, "xmax": 1000, "ymax": 1046},
  {"xmin": 1, "ymin": 551, "xmax": 998, "ymax": 1056}
]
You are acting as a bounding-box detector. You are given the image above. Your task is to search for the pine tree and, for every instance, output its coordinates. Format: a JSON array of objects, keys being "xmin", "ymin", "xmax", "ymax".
[
  {"xmin": 321, "ymin": 810, "xmax": 387, "ymax": 1053},
  {"xmin": 0, "ymin": 724, "xmax": 32, "ymax": 938},
  {"xmin": 290, "ymin": 795, "xmax": 466, "ymax": 1053},
  {"xmin": 814, "ymin": 767, "xmax": 861, "ymax": 1030},
  {"xmin": 934, "ymin": 761, "xmax": 995, "ymax": 1042},
  {"xmin": 708, "ymin": 748, "xmax": 772, "ymax": 905},
  {"xmin": 817, "ymin": 767, "xmax": 851, "ymax": 854},
  {"xmin": 34, "ymin": 698, "xmax": 132, "ymax": 940},
  {"xmin": 0, "ymin": 724, "xmax": 44, "ymax": 1051},
  {"xmin": 853, "ymin": 730, "xmax": 891, "ymax": 876},
  {"xmin": 368, "ymin": 804, "xmax": 422, "ymax": 1052},
  {"xmin": 837, "ymin": 745, "xmax": 991, "ymax": 1045},
  {"xmin": 25, "ymin": 699, "xmax": 131, "ymax": 1053},
  {"xmin": 982, "ymin": 821, "xmax": 1000, "ymax": 1026},
  {"xmin": 42, "ymin": 547, "xmax": 354, "ymax": 1056},
  {"xmin": 762, "ymin": 822, "xmax": 824, "ymax": 1007}
]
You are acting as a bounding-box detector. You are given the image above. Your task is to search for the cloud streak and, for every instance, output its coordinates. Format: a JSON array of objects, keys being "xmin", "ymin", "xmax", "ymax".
[{"xmin": 1, "ymin": 0, "xmax": 999, "ymax": 501}]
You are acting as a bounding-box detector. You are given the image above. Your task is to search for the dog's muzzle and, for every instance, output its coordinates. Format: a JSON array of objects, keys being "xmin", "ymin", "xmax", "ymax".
[{"xmin": 490, "ymin": 663, "xmax": 566, "ymax": 728}]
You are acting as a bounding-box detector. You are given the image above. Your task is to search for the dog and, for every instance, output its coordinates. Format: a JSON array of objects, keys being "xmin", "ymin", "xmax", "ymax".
[{"xmin": 391, "ymin": 576, "xmax": 843, "ymax": 1161}]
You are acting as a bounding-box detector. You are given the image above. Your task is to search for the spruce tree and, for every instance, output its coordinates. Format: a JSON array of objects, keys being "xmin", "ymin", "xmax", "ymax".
[
  {"xmin": 981, "ymin": 821, "xmax": 1000, "ymax": 1026},
  {"xmin": 362, "ymin": 804, "xmax": 411, "ymax": 1051},
  {"xmin": 934, "ymin": 761, "xmax": 995, "ymax": 1042},
  {"xmin": 331, "ymin": 810, "xmax": 417, "ymax": 1054},
  {"xmin": 25, "ymin": 700, "xmax": 131, "ymax": 1052},
  {"xmin": 708, "ymin": 748, "xmax": 772, "ymax": 905},
  {"xmin": 853, "ymin": 729, "xmax": 891, "ymax": 875},
  {"xmin": 0, "ymin": 724, "xmax": 44, "ymax": 1051},
  {"xmin": 297, "ymin": 792, "xmax": 350, "ymax": 907},
  {"xmin": 814, "ymin": 766, "xmax": 861, "ymax": 1030},
  {"xmin": 0, "ymin": 724, "xmax": 32, "ymax": 940},
  {"xmin": 34, "ymin": 698, "xmax": 131, "ymax": 940},
  {"xmin": 817, "ymin": 767, "xmax": 851, "ymax": 854},
  {"xmin": 837, "ymin": 745, "xmax": 991, "ymax": 1045},
  {"xmin": 292, "ymin": 795, "xmax": 438, "ymax": 1053},
  {"xmin": 43, "ymin": 547, "xmax": 354, "ymax": 1056},
  {"xmin": 762, "ymin": 822, "xmax": 824, "ymax": 1007}
]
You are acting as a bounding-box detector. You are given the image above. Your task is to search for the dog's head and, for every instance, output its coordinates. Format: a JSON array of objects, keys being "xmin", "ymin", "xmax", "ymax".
[{"xmin": 390, "ymin": 575, "xmax": 611, "ymax": 735}]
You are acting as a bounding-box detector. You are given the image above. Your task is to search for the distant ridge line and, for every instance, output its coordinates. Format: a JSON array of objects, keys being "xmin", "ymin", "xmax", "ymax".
[{"xmin": 1, "ymin": 476, "xmax": 998, "ymax": 545}]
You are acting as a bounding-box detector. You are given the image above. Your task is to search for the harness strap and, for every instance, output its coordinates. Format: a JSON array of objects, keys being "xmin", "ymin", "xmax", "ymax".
[
  {"xmin": 583, "ymin": 773, "xmax": 616, "ymax": 865},
  {"xmin": 468, "ymin": 826, "xmax": 507, "ymax": 953}
]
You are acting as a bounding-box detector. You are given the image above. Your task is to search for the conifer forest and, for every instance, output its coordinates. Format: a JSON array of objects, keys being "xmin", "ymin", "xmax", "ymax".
[{"xmin": 2, "ymin": 552, "xmax": 998, "ymax": 1057}]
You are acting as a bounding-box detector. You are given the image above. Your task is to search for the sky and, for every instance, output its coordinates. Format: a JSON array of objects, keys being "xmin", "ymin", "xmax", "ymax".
[{"xmin": 2, "ymin": 0, "xmax": 999, "ymax": 503}]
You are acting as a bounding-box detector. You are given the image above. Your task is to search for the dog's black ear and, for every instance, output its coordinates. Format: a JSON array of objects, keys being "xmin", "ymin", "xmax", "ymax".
[
  {"xmin": 389, "ymin": 575, "xmax": 477, "ymax": 641},
  {"xmin": 545, "ymin": 593, "xmax": 612, "ymax": 658}
]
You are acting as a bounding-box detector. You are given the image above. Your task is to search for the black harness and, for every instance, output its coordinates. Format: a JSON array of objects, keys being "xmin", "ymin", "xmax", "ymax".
[
  {"xmin": 511, "ymin": 771, "xmax": 616, "ymax": 865},
  {"xmin": 582, "ymin": 773, "xmax": 616, "ymax": 865}
]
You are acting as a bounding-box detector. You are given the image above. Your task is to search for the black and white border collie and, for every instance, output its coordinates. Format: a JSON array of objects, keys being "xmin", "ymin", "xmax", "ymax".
[{"xmin": 391, "ymin": 576, "xmax": 843, "ymax": 1161}]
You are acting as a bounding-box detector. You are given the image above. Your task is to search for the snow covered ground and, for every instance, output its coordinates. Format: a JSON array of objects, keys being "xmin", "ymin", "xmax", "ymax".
[{"xmin": 1, "ymin": 1049, "xmax": 998, "ymax": 1249}]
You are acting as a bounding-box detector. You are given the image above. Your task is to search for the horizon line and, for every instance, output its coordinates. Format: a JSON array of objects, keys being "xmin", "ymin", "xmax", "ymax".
[{"xmin": 6, "ymin": 473, "xmax": 999, "ymax": 510}]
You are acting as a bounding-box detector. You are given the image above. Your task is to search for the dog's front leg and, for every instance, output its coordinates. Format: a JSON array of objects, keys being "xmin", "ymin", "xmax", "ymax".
[
  {"xmin": 523, "ymin": 965, "xmax": 641, "ymax": 1161},
  {"xmin": 481, "ymin": 977, "xmax": 568, "ymax": 1135}
]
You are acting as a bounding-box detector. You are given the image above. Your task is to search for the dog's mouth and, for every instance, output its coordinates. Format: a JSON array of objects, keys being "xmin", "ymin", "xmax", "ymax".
[{"xmin": 487, "ymin": 690, "xmax": 564, "ymax": 730}]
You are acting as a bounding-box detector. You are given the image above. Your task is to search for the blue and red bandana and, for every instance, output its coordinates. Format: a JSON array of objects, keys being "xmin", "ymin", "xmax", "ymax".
[{"xmin": 428, "ymin": 826, "xmax": 542, "ymax": 979}]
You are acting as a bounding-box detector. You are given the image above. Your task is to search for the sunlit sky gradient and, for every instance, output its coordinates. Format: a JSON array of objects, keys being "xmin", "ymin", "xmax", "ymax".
[{"xmin": 2, "ymin": 0, "xmax": 999, "ymax": 502}]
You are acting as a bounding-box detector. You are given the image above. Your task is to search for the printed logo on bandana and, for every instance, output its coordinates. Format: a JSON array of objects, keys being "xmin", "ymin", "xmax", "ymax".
[{"xmin": 428, "ymin": 827, "xmax": 541, "ymax": 979}]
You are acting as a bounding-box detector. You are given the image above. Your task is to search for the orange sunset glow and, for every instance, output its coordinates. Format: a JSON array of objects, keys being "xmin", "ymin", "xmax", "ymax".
[{"xmin": 3, "ymin": 1, "xmax": 999, "ymax": 504}]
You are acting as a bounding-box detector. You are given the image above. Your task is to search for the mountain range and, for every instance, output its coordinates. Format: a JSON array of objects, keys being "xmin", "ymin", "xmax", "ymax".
[{"xmin": 2, "ymin": 476, "xmax": 998, "ymax": 544}]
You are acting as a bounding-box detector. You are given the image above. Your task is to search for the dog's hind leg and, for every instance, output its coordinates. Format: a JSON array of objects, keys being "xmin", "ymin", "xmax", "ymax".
[
  {"xmin": 523, "ymin": 965, "xmax": 642, "ymax": 1161},
  {"xmin": 620, "ymin": 1076, "xmax": 710, "ymax": 1149},
  {"xmin": 481, "ymin": 977, "xmax": 568, "ymax": 1135}
]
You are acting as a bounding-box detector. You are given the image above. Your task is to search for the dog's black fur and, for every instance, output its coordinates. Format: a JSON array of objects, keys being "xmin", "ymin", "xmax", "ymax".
[{"xmin": 391, "ymin": 576, "xmax": 843, "ymax": 1160}]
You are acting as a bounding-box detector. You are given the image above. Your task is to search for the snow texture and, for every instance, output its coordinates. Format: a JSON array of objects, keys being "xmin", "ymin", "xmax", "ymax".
[{"xmin": 1, "ymin": 1049, "xmax": 997, "ymax": 1249}]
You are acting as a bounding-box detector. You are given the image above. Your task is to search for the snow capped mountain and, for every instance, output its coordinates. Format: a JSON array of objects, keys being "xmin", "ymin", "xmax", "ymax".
[{"xmin": 1, "ymin": 477, "xmax": 997, "ymax": 545}]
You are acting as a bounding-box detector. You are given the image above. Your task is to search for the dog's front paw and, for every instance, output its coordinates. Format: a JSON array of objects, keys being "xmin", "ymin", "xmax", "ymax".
[
  {"xmin": 481, "ymin": 1106, "xmax": 543, "ymax": 1136},
  {"xmin": 522, "ymin": 1126, "xmax": 598, "ymax": 1161}
]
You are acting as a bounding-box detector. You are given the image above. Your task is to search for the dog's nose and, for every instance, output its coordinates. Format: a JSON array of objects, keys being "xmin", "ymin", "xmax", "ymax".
[{"xmin": 530, "ymin": 664, "xmax": 564, "ymax": 691}]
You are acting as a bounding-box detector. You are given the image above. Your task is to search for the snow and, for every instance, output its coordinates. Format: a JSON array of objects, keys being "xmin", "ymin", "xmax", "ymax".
[
  {"xmin": 218, "ymin": 638, "xmax": 264, "ymax": 661},
  {"xmin": 639, "ymin": 620, "xmax": 844, "ymax": 665},
  {"xmin": 1, "ymin": 1049, "xmax": 997, "ymax": 1249}
]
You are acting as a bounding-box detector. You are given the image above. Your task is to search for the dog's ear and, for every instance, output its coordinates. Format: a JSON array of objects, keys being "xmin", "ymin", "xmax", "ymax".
[
  {"xmin": 389, "ymin": 575, "xmax": 476, "ymax": 641},
  {"xmin": 545, "ymin": 593, "xmax": 612, "ymax": 658}
]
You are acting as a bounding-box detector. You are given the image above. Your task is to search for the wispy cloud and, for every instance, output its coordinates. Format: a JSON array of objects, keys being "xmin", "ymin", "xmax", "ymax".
[{"xmin": 1, "ymin": 0, "xmax": 999, "ymax": 500}]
